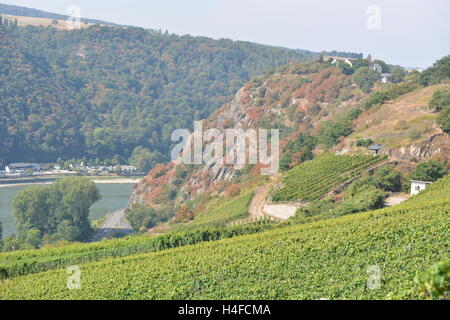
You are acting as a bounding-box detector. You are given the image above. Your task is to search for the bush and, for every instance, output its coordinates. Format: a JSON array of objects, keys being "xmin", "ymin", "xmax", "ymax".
[
  {"xmin": 415, "ymin": 259, "xmax": 450, "ymax": 300},
  {"xmin": 372, "ymin": 166, "xmax": 402, "ymax": 192},
  {"xmin": 126, "ymin": 206, "xmax": 173, "ymax": 231},
  {"xmin": 356, "ymin": 138, "xmax": 374, "ymax": 148},
  {"xmin": 437, "ymin": 108, "xmax": 450, "ymax": 133},
  {"xmin": 352, "ymin": 67, "xmax": 380, "ymax": 93},
  {"xmin": 410, "ymin": 161, "xmax": 447, "ymax": 182},
  {"xmin": 420, "ymin": 55, "xmax": 450, "ymax": 86}
]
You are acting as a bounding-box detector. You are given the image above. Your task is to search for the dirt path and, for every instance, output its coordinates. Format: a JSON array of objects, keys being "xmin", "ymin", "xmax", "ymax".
[{"xmin": 248, "ymin": 184, "xmax": 270, "ymax": 218}]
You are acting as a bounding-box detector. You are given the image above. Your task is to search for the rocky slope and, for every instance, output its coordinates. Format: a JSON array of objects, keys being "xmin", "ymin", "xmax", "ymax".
[{"xmin": 129, "ymin": 61, "xmax": 449, "ymax": 212}]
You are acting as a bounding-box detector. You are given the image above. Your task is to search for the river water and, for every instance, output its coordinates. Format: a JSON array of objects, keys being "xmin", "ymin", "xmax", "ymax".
[{"xmin": 0, "ymin": 183, "xmax": 135, "ymax": 237}]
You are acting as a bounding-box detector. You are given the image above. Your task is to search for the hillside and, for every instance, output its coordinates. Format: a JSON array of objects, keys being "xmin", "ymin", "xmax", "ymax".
[
  {"xmin": 0, "ymin": 21, "xmax": 318, "ymax": 167},
  {"xmin": 0, "ymin": 3, "xmax": 117, "ymax": 26},
  {"xmin": 128, "ymin": 58, "xmax": 449, "ymax": 230},
  {"xmin": 1, "ymin": 173, "xmax": 448, "ymax": 299}
]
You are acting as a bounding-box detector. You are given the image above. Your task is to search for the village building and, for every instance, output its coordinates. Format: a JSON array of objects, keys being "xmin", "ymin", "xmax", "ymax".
[
  {"xmin": 410, "ymin": 180, "xmax": 432, "ymax": 196},
  {"xmin": 5, "ymin": 163, "xmax": 40, "ymax": 173}
]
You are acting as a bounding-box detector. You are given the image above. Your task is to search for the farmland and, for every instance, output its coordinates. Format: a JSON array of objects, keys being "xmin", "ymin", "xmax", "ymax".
[
  {"xmin": 272, "ymin": 154, "xmax": 386, "ymax": 202},
  {"xmin": 0, "ymin": 174, "xmax": 448, "ymax": 300}
]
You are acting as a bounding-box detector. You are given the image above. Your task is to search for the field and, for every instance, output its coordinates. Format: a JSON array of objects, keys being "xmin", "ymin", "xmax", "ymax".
[
  {"xmin": 0, "ymin": 14, "xmax": 96, "ymax": 30},
  {"xmin": 170, "ymin": 192, "xmax": 254, "ymax": 232},
  {"xmin": 0, "ymin": 174, "xmax": 448, "ymax": 300},
  {"xmin": 272, "ymin": 154, "xmax": 386, "ymax": 202}
]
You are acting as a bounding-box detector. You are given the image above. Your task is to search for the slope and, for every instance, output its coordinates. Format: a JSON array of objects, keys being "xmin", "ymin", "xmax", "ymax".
[{"xmin": 1, "ymin": 174, "xmax": 448, "ymax": 300}]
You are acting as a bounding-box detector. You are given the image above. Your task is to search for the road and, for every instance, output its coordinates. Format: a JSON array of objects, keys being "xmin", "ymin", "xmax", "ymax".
[{"xmin": 92, "ymin": 208, "xmax": 133, "ymax": 242}]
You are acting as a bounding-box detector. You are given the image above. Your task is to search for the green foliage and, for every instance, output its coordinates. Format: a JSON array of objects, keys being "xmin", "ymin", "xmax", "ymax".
[
  {"xmin": 126, "ymin": 206, "xmax": 173, "ymax": 231},
  {"xmin": 172, "ymin": 192, "xmax": 254, "ymax": 232},
  {"xmin": 437, "ymin": 107, "xmax": 450, "ymax": 133},
  {"xmin": 420, "ymin": 55, "xmax": 450, "ymax": 86},
  {"xmin": 410, "ymin": 161, "xmax": 447, "ymax": 182},
  {"xmin": 364, "ymin": 80, "xmax": 419, "ymax": 109},
  {"xmin": 415, "ymin": 259, "xmax": 450, "ymax": 300},
  {"xmin": 388, "ymin": 68, "xmax": 406, "ymax": 83},
  {"xmin": 280, "ymin": 133, "xmax": 317, "ymax": 171},
  {"xmin": 0, "ymin": 24, "xmax": 313, "ymax": 167},
  {"xmin": 331, "ymin": 180, "xmax": 385, "ymax": 217},
  {"xmin": 429, "ymin": 90, "xmax": 450, "ymax": 112},
  {"xmin": 356, "ymin": 138, "xmax": 374, "ymax": 148},
  {"xmin": 318, "ymin": 118, "xmax": 353, "ymax": 148},
  {"xmin": 429, "ymin": 90, "xmax": 450, "ymax": 133},
  {"xmin": 352, "ymin": 67, "xmax": 380, "ymax": 93},
  {"xmin": 372, "ymin": 166, "xmax": 402, "ymax": 192},
  {"xmin": 373, "ymin": 59, "xmax": 390, "ymax": 73},
  {"xmin": 12, "ymin": 177, "xmax": 100, "ymax": 247},
  {"xmin": 1, "ymin": 174, "xmax": 448, "ymax": 299},
  {"xmin": 0, "ymin": 220, "xmax": 278, "ymax": 279},
  {"xmin": 273, "ymin": 154, "xmax": 386, "ymax": 202},
  {"xmin": 129, "ymin": 147, "xmax": 164, "ymax": 172}
]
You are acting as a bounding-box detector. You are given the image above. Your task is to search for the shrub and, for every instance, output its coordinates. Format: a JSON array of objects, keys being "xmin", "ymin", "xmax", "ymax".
[
  {"xmin": 373, "ymin": 166, "xmax": 402, "ymax": 192},
  {"xmin": 410, "ymin": 161, "xmax": 447, "ymax": 182},
  {"xmin": 415, "ymin": 259, "xmax": 450, "ymax": 300}
]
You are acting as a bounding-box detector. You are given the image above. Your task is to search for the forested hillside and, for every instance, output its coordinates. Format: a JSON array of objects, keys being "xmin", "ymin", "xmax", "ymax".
[{"xmin": 0, "ymin": 21, "xmax": 318, "ymax": 168}]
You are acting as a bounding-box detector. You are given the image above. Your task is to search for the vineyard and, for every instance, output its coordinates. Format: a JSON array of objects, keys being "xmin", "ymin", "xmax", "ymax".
[
  {"xmin": 272, "ymin": 154, "xmax": 387, "ymax": 202},
  {"xmin": 0, "ymin": 174, "xmax": 448, "ymax": 300}
]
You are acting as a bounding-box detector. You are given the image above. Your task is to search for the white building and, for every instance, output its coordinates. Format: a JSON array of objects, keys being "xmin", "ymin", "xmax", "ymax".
[
  {"xmin": 5, "ymin": 163, "xmax": 40, "ymax": 173},
  {"xmin": 410, "ymin": 180, "xmax": 432, "ymax": 196}
]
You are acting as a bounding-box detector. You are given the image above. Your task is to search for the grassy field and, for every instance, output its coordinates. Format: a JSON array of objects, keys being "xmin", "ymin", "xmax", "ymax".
[
  {"xmin": 0, "ymin": 174, "xmax": 448, "ymax": 300},
  {"xmin": 169, "ymin": 191, "xmax": 254, "ymax": 232}
]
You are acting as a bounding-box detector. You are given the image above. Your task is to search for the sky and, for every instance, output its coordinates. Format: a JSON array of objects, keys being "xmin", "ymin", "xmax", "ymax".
[{"xmin": 2, "ymin": 0, "xmax": 449, "ymax": 68}]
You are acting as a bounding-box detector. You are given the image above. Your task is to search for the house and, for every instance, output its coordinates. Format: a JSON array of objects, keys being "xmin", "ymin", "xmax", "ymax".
[
  {"xmin": 410, "ymin": 180, "xmax": 432, "ymax": 196},
  {"xmin": 5, "ymin": 163, "xmax": 40, "ymax": 173},
  {"xmin": 368, "ymin": 144, "xmax": 384, "ymax": 155}
]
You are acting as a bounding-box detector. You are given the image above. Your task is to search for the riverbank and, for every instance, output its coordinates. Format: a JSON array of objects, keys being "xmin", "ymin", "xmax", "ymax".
[{"xmin": 0, "ymin": 176, "xmax": 141, "ymax": 188}]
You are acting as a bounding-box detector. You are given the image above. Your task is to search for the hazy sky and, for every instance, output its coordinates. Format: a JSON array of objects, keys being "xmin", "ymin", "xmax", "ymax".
[{"xmin": 2, "ymin": 0, "xmax": 449, "ymax": 68}]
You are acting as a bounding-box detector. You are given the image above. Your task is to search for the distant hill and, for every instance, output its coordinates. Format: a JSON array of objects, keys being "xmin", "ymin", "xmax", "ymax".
[{"xmin": 0, "ymin": 2, "xmax": 117, "ymax": 26}]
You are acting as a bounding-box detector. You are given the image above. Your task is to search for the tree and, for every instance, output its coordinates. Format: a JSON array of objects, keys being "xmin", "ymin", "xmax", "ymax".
[
  {"xmin": 437, "ymin": 108, "xmax": 450, "ymax": 133},
  {"xmin": 429, "ymin": 90, "xmax": 450, "ymax": 112},
  {"xmin": 429, "ymin": 90, "xmax": 450, "ymax": 133},
  {"xmin": 420, "ymin": 55, "xmax": 450, "ymax": 86},
  {"xmin": 373, "ymin": 166, "xmax": 402, "ymax": 192},
  {"xmin": 410, "ymin": 161, "xmax": 447, "ymax": 182},
  {"xmin": 352, "ymin": 67, "xmax": 380, "ymax": 93},
  {"xmin": 373, "ymin": 59, "xmax": 390, "ymax": 73},
  {"xmin": 13, "ymin": 177, "xmax": 100, "ymax": 247},
  {"xmin": 389, "ymin": 68, "xmax": 406, "ymax": 83},
  {"xmin": 129, "ymin": 147, "xmax": 164, "ymax": 172}
]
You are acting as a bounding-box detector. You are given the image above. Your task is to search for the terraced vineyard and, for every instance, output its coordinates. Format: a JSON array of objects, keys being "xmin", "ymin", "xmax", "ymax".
[
  {"xmin": 272, "ymin": 154, "xmax": 387, "ymax": 202},
  {"xmin": 0, "ymin": 174, "xmax": 448, "ymax": 300}
]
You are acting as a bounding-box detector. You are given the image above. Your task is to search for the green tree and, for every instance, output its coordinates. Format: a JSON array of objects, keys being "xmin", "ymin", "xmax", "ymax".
[
  {"xmin": 373, "ymin": 59, "xmax": 390, "ymax": 73},
  {"xmin": 129, "ymin": 147, "xmax": 164, "ymax": 172},
  {"xmin": 352, "ymin": 67, "xmax": 380, "ymax": 93},
  {"xmin": 420, "ymin": 55, "xmax": 450, "ymax": 86},
  {"xmin": 388, "ymin": 68, "xmax": 406, "ymax": 83},
  {"xmin": 410, "ymin": 161, "xmax": 447, "ymax": 182},
  {"xmin": 373, "ymin": 166, "xmax": 402, "ymax": 192},
  {"xmin": 13, "ymin": 177, "xmax": 100, "ymax": 247},
  {"xmin": 437, "ymin": 108, "xmax": 450, "ymax": 133},
  {"xmin": 429, "ymin": 90, "xmax": 450, "ymax": 112}
]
